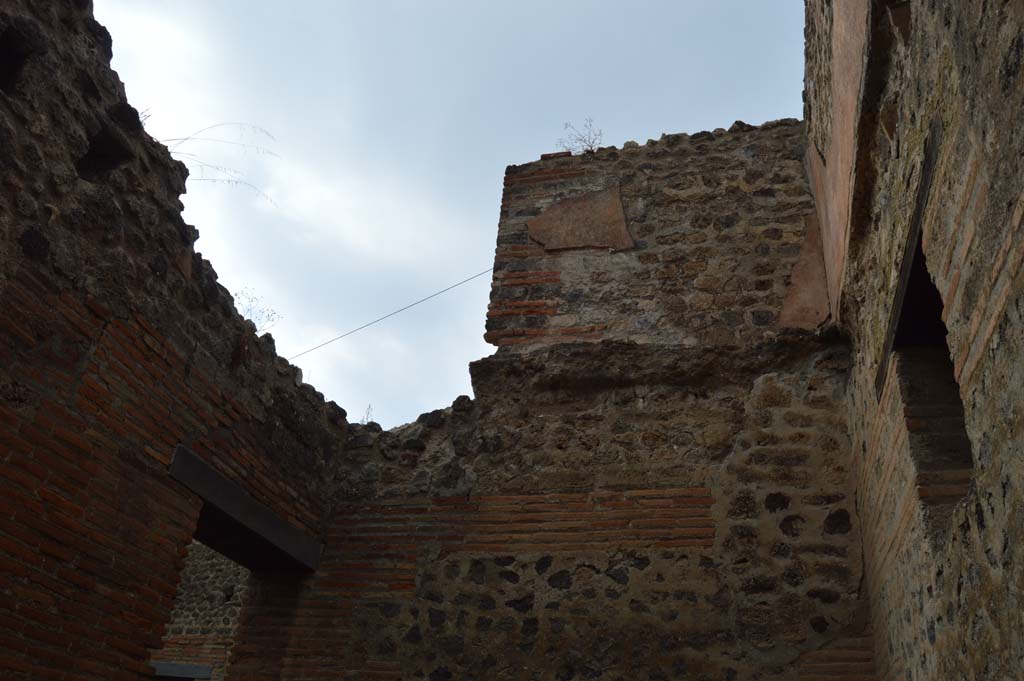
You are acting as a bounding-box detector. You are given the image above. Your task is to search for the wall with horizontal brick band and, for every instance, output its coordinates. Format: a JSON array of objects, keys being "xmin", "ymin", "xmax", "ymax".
[
  {"xmin": 487, "ymin": 120, "xmax": 824, "ymax": 349},
  {"xmin": 306, "ymin": 334, "xmax": 873, "ymax": 679},
  {"xmin": 0, "ymin": 227, "xmax": 342, "ymax": 681},
  {"xmin": 0, "ymin": 3, "xmax": 882, "ymax": 680},
  {"xmin": 806, "ymin": 0, "xmax": 1024, "ymax": 678},
  {"xmin": 853, "ymin": 352, "xmax": 974, "ymax": 681},
  {"xmin": 20, "ymin": 0, "xmax": 1024, "ymax": 678},
  {"xmin": 153, "ymin": 115, "xmax": 877, "ymax": 678},
  {"xmin": 0, "ymin": 3, "xmax": 352, "ymax": 680}
]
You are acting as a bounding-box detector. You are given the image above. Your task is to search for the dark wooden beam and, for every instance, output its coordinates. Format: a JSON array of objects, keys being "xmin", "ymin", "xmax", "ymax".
[{"xmin": 170, "ymin": 445, "xmax": 321, "ymax": 572}]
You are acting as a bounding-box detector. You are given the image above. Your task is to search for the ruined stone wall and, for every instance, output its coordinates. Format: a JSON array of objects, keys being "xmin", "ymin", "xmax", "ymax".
[
  {"xmin": 0, "ymin": 3, "xmax": 352, "ymax": 679},
  {"xmin": 486, "ymin": 122, "xmax": 816, "ymax": 349},
  {"xmin": 153, "ymin": 542, "xmax": 250, "ymax": 681},
  {"xmin": 806, "ymin": 1, "xmax": 1024, "ymax": 678},
  {"xmin": 0, "ymin": 3, "xmax": 872, "ymax": 679},
  {"xmin": 803, "ymin": 0, "xmax": 833, "ymax": 161},
  {"xmin": 268, "ymin": 123, "xmax": 878, "ymax": 680},
  {"xmin": 323, "ymin": 348, "xmax": 870, "ymax": 680},
  {"xmin": 9, "ymin": 0, "xmax": 1023, "ymax": 679}
]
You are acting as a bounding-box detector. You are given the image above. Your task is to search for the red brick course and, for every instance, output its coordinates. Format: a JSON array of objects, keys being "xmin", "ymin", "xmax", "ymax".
[{"xmin": 0, "ymin": 266, "xmax": 336, "ymax": 680}]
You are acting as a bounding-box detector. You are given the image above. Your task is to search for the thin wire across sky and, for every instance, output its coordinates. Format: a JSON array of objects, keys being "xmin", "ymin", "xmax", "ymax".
[{"xmin": 288, "ymin": 267, "xmax": 493, "ymax": 361}]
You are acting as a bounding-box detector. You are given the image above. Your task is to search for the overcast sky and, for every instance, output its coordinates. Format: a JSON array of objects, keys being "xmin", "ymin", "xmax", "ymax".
[{"xmin": 93, "ymin": 1, "xmax": 805, "ymax": 428}]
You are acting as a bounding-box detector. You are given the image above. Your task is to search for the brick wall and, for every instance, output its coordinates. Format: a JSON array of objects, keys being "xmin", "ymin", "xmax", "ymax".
[
  {"xmin": 211, "ymin": 118, "xmax": 880, "ymax": 680},
  {"xmin": 290, "ymin": 416, "xmax": 868, "ymax": 680},
  {"xmin": 153, "ymin": 542, "xmax": 250, "ymax": 681},
  {"xmin": 854, "ymin": 351, "xmax": 974, "ymax": 680},
  {"xmin": 807, "ymin": 0, "xmax": 1024, "ymax": 677},
  {"xmin": 487, "ymin": 121, "xmax": 819, "ymax": 349},
  {"xmin": 795, "ymin": 628, "xmax": 876, "ymax": 681},
  {"xmin": 17, "ymin": 0, "xmax": 1024, "ymax": 678},
  {"xmin": 0, "ymin": 4, "xmax": 351, "ymax": 680},
  {"xmin": 308, "ymin": 304, "xmax": 873, "ymax": 676},
  {"xmin": 0, "ymin": 225, "xmax": 342, "ymax": 681},
  {"xmin": 1, "ymin": 5, "xmax": 871, "ymax": 676}
]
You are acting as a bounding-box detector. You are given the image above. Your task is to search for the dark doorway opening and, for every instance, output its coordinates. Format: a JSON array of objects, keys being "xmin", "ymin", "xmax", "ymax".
[
  {"xmin": 890, "ymin": 236, "xmax": 974, "ymax": 541},
  {"xmin": 150, "ymin": 446, "xmax": 322, "ymax": 680}
]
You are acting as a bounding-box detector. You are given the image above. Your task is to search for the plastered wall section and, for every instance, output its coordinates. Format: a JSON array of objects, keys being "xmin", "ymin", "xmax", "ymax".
[{"xmin": 803, "ymin": 0, "xmax": 870, "ymax": 319}]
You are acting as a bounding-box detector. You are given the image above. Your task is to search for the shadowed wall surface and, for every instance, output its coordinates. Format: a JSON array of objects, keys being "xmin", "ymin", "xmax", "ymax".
[
  {"xmin": 805, "ymin": 1, "xmax": 1024, "ymax": 678},
  {"xmin": 1, "ymin": 1, "xmax": 1022, "ymax": 680}
]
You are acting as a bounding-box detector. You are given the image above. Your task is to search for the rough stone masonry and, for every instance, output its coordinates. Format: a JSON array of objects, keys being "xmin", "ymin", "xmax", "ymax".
[{"xmin": 0, "ymin": 1, "xmax": 1022, "ymax": 681}]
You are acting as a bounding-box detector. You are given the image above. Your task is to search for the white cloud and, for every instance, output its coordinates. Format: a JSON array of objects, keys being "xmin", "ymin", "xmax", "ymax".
[
  {"xmin": 95, "ymin": 2, "xmax": 222, "ymax": 139},
  {"xmin": 92, "ymin": 0, "xmax": 802, "ymax": 427}
]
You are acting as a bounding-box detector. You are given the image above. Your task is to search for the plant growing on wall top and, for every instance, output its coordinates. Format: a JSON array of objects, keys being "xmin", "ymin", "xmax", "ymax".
[
  {"xmin": 161, "ymin": 121, "xmax": 278, "ymax": 205},
  {"xmin": 234, "ymin": 287, "xmax": 282, "ymax": 335},
  {"xmin": 558, "ymin": 117, "xmax": 603, "ymax": 154},
  {"xmin": 138, "ymin": 110, "xmax": 278, "ymax": 204}
]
